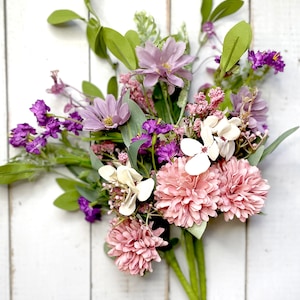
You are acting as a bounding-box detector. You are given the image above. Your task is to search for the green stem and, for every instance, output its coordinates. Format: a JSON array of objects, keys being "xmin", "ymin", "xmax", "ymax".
[
  {"xmin": 164, "ymin": 249, "xmax": 198, "ymax": 300},
  {"xmin": 184, "ymin": 230, "xmax": 200, "ymax": 297},
  {"xmin": 194, "ymin": 238, "xmax": 207, "ymax": 300}
]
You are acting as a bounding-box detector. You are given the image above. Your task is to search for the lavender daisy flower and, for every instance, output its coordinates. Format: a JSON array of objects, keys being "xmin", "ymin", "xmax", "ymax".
[
  {"xmin": 135, "ymin": 37, "xmax": 195, "ymax": 94},
  {"xmin": 80, "ymin": 94, "xmax": 130, "ymax": 131},
  {"xmin": 9, "ymin": 123, "xmax": 37, "ymax": 147},
  {"xmin": 29, "ymin": 100, "xmax": 51, "ymax": 126},
  {"xmin": 230, "ymin": 86, "xmax": 268, "ymax": 133},
  {"xmin": 78, "ymin": 196, "xmax": 101, "ymax": 223}
]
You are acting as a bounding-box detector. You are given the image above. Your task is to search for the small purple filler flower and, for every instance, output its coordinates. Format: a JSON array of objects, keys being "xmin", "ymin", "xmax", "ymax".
[
  {"xmin": 135, "ymin": 37, "xmax": 195, "ymax": 94},
  {"xmin": 29, "ymin": 100, "xmax": 51, "ymax": 126},
  {"xmin": 9, "ymin": 123, "xmax": 37, "ymax": 147},
  {"xmin": 81, "ymin": 94, "xmax": 130, "ymax": 131},
  {"xmin": 248, "ymin": 50, "xmax": 285, "ymax": 73},
  {"xmin": 78, "ymin": 196, "xmax": 101, "ymax": 223}
]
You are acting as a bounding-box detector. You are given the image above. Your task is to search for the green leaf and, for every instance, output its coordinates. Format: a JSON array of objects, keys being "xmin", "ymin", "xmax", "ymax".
[
  {"xmin": 220, "ymin": 21, "xmax": 252, "ymax": 77},
  {"xmin": 209, "ymin": 0, "xmax": 244, "ymax": 22},
  {"xmin": 0, "ymin": 163, "xmax": 42, "ymax": 184},
  {"xmin": 260, "ymin": 126, "xmax": 299, "ymax": 161},
  {"xmin": 125, "ymin": 30, "xmax": 140, "ymax": 50},
  {"xmin": 88, "ymin": 148, "xmax": 103, "ymax": 170},
  {"xmin": 107, "ymin": 76, "xmax": 118, "ymax": 98},
  {"xmin": 53, "ymin": 190, "xmax": 80, "ymax": 211},
  {"xmin": 47, "ymin": 10, "xmax": 85, "ymax": 25},
  {"xmin": 127, "ymin": 139, "xmax": 147, "ymax": 171},
  {"xmin": 56, "ymin": 178, "xmax": 86, "ymax": 191},
  {"xmin": 86, "ymin": 18, "xmax": 108, "ymax": 59},
  {"xmin": 120, "ymin": 93, "xmax": 147, "ymax": 148},
  {"xmin": 201, "ymin": 0, "xmax": 213, "ymax": 24},
  {"xmin": 76, "ymin": 185, "xmax": 99, "ymax": 202},
  {"xmin": 102, "ymin": 27, "xmax": 137, "ymax": 70},
  {"xmin": 247, "ymin": 145, "xmax": 265, "ymax": 166},
  {"xmin": 82, "ymin": 80, "xmax": 104, "ymax": 99},
  {"xmin": 186, "ymin": 222, "xmax": 207, "ymax": 239}
]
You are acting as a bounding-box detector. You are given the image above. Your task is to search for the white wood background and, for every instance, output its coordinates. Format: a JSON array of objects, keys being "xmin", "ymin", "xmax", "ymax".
[{"xmin": 1, "ymin": 0, "xmax": 300, "ymax": 299}]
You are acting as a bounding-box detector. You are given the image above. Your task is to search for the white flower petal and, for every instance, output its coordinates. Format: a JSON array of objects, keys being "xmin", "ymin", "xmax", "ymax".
[
  {"xmin": 180, "ymin": 138, "xmax": 203, "ymax": 157},
  {"xmin": 203, "ymin": 115, "xmax": 219, "ymax": 128},
  {"xmin": 201, "ymin": 124, "xmax": 214, "ymax": 146},
  {"xmin": 229, "ymin": 117, "xmax": 242, "ymax": 126},
  {"xmin": 222, "ymin": 125, "xmax": 241, "ymax": 141},
  {"xmin": 119, "ymin": 193, "xmax": 137, "ymax": 216},
  {"xmin": 136, "ymin": 178, "xmax": 155, "ymax": 202},
  {"xmin": 98, "ymin": 165, "xmax": 117, "ymax": 182},
  {"xmin": 185, "ymin": 153, "xmax": 211, "ymax": 176},
  {"xmin": 208, "ymin": 140, "xmax": 219, "ymax": 161}
]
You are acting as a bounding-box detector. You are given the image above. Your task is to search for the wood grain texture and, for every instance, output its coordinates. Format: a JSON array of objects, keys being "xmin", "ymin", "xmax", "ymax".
[{"xmin": 0, "ymin": 0, "xmax": 299, "ymax": 299}]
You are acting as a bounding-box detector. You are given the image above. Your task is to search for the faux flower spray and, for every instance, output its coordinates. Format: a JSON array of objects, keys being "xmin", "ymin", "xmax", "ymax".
[{"xmin": 1, "ymin": 1, "xmax": 298, "ymax": 299}]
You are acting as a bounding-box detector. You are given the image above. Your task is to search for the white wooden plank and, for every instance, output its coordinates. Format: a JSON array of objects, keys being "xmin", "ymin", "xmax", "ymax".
[
  {"xmin": 90, "ymin": 1, "xmax": 170, "ymax": 299},
  {"xmin": 247, "ymin": 0, "xmax": 300, "ymax": 299},
  {"xmin": 0, "ymin": 0, "xmax": 10, "ymax": 299},
  {"xmin": 6, "ymin": 0, "xmax": 91, "ymax": 299},
  {"xmin": 170, "ymin": 1, "xmax": 249, "ymax": 299}
]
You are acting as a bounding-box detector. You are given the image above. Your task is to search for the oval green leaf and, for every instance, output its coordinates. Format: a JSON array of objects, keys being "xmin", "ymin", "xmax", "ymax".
[
  {"xmin": 220, "ymin": 21, "xmax": 252, "ymax": 77},
  {"xmin": 209, "ymin": 0, "xmax": 244, "ymax": 22},
  {"xmin": 53, "ymin": 190, "xmax": 80, "ymax": 211},
  {"xmin": 47, "ymin": 9, "xmax": 85, "ymax": 25},
  {"xmin": 82, "ymin": 80, "xmax": 104, "ymax": 99},
  {"xmin": 102, "ymin": 27, "xmax": 137, "ymax": 70},
  {"xmin": 107, "ymin": 76, "xmax": 118, "ymax": 98},
  {"xmin": 201, "ymin": 0, "xmax": 213, "ymax": 24}
]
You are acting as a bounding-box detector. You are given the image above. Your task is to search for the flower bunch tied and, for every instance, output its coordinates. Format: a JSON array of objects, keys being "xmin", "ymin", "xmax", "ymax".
[{"xmin": 1, "ymin": 1, "xmax": 298, "ymax": 299}]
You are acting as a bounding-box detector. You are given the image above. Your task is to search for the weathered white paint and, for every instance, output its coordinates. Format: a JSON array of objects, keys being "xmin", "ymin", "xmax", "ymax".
[{"xmin": 0, "ymin": 0, "xmax": 299, "ymax": 299}]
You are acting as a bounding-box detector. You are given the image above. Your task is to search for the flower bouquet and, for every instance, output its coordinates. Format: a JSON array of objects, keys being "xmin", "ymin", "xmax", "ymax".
[{"xmin": 1, "ymin": 0, "xmax": 298, "ymax": 299}]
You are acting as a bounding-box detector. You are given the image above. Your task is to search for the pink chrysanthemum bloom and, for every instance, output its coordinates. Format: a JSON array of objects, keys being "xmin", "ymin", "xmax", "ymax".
[
  {"xmin": 106, "ymin": 218, "xmax": 168, "ymax": 276},
  {"xmin": 154, "ymin": 157, "xmax": 220, "ymax": 228},
  {"xmin": 217, "ymin": 156, "xmax": 270, "ymax": 222}
]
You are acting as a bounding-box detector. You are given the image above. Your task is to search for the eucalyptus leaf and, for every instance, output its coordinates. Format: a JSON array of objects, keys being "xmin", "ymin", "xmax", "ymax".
[
  {"xmin": 102, "ymin": 27, "xmax": 137, "ymax": 70},
  {"xmin": 127, "ymin": 139, "xmax": 147, "ymax": 171},
  {"xmin": 260, "ymin": 126, "xmax": 299, "ymax": 162},
  {"xmin": 89, "ymin": 148, "xmax": 103, "ymax": 170},
  {"xmin": 209, "ymin": 0, "xmax": 244, "ymax": 22},
  {"xmin": 47, "ymin": 10, "xmax": 85, "ymax": 25},
  {"xmin": 53, "ymin": 190, "xmax": 80, "ymax": 211},
  {"xmin": 107, "ymin": 76, "xmax": 118, "ymax": 98},
  {"xmin": 76, "ymin": 185, "xmax": 99, "ymax": 202},
  {"xmin": 82, "ymin": 80, "xmax": 104, "ymax": 99},
  {"xmin": 247, "ymin": 145, "xmax": 265, "ymax": 166},
  {"xmin": 201, "ymin": 0, "xmax": 213, "ymax": 24},
  {"xmin": 120, "ymin": 94, "xmax": 147, "ymax": 147},
  {"xmin": 56, "ymin": 178, "xmax": 86, "ymax": 191},
  {"xmin": 186, "ymin": 222, "xmax": 207, "ymax": 240},
  {"xmin": 220, "ymin": 21, "xmax": 252, "ymax": 77}
]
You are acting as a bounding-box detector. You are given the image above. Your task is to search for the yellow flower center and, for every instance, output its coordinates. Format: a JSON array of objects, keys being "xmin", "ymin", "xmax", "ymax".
[{"xmin": 103, "ymin": 116, "xmax": 113, "ymax": 126}]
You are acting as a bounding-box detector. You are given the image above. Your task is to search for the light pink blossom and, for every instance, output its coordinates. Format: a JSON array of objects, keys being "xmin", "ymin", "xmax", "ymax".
[
  {"xmin": 154, "ymin": 157, "xmax": 220, "ymax": 228},
  {"xmin": 217, "ymin": 156, "xmax": 270, "ymax": 222},
  {"xmin": 106, "ymin": 218, "xmax": 168, "ymax": 276}
]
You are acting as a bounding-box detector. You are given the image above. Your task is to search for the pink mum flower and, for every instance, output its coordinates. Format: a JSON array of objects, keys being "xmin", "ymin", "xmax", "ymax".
[
  {"xmin": 106, "ymin": 218, "xmax": 168, "ymax": 276},
  {"xmin": 217, "ymin": 157, "xmax": 270, "ymax": 222},
  {"xmin": 154, "ymin": 157, "xmax": 220, "ymax": 228}
]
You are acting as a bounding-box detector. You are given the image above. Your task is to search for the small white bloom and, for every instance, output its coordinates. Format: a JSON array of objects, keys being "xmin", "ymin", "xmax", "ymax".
[
  {"xmin": 212, "ymin": 116, "xmax": 241, "ymax": 140},
  {"xmin": 180, "ymin": 122, "xmax": 219, "ymax": 176},
  {"xmin": 98, "ymin": 164, "xmax": 154, "ymax": 216}
]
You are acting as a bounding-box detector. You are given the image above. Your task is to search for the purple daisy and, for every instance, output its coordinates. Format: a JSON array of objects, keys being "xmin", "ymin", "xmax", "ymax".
[
  {"xmin": 80, "ymin": 94, "xmax": 130, "ymax": 131},
  {"xmin": 135, "ymin": 37, "xmax": 195, "ymax": 94}
]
